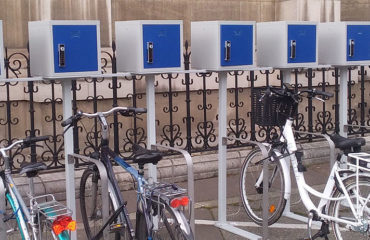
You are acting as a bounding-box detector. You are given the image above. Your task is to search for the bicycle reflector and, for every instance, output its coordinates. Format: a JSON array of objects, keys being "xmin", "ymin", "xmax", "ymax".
[
  {"xmin": 52, "ymin": 215, "xmax": 76, "ymax": 235},
  {"xmin": 170, "ymin": 196, "xmax": 189, "ymax": 208}
]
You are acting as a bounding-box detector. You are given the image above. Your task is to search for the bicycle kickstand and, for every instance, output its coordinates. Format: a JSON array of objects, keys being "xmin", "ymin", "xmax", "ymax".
[{"xmin": 303, "ymin": 211, "xmax": 329, "ymax": 240}]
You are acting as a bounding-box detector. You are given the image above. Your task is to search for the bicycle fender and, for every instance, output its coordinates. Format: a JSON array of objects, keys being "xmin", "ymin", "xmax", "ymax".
[{"xmin": 274, "ymin": 150, "xmax": 291, "ymax": 200}]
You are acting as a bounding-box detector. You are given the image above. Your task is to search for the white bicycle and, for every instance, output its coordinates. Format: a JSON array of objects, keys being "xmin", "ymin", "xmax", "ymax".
[{"xmin": 240, "ymin": 85, "xmax": 370, "ymax": 240}]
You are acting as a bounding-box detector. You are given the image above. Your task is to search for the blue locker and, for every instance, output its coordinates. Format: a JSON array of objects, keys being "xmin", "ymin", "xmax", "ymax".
[
  {"xmin": 287, "ymin": 25, "xmax": 317, "ymax": 64},
  {"xmin": 142, "ymin": 24, "xmax": 181, "ymax": 69},
  {"xmin": 52, "ymin": 25, "xmax": 99, "ymax": 73},
  {"xmin": 347, "ymin": 25, "xmax": 370, "ymax": 62},
  {"xmin": 220, "ymin": 25, "xmax": 253, "ymax": 66}
]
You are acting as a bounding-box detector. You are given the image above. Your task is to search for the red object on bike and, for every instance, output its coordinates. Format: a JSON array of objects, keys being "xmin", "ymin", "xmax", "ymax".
[
  {"xmin": 52, "ymin": 215, "xmax": 76, "ymax": 235},
  {"xmin": 170, "ymin": 196, "xmax": 189, "ymax": 208}
]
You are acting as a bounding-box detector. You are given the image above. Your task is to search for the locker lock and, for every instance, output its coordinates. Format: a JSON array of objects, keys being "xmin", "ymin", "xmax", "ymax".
[
  {"xmin": 290, "ymin": 40, "xmax": 296, "ymax": 59},
  {"xmin": 349, "ymin": 39, "xmax": 355, "ymax": 57},
  {"xmin": 58, "ymin": 44, "xmax": 66, "ymax": 67},
  {"xmin": 224, "ymin": 41, "xmax": 231, "ymax": 61},
  {"xmin": 147, "ymin": 42, "xmax": 153, "ymax": 64}
]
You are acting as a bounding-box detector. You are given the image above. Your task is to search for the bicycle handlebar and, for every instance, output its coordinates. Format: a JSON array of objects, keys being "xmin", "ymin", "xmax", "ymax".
[
  {"xmin": 261, "ymin": 85, "xmax": 333, "ymax": 102},
  {"xmin": 61, "ymin": 107, "xmax": 147, "ymax": 127},
  {"xmin": 0, "ymin": 136, "xmax": 49, "ymax": 153}
]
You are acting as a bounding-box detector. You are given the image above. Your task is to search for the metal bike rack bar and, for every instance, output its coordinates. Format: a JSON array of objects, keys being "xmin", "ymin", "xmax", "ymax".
[
  {"xmin": 0, "ymin": 178, "xmax": 6, "ymax": 240},
  {"xmin": 195, "ymin": 69, "xmax": 271, "ymax": 240},
  {"xmin": 69, "ymin": 154, "xmax": 110, "ymax": 240},
  {"xmin": 151, "ymin": 144, "xmax": 195, "ymax": 233}
]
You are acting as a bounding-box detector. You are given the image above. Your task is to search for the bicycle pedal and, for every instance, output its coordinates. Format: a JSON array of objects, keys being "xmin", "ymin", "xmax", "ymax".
[{"xmin": 109, "ymin": 222, "xmax": 125, "ymax": 233}]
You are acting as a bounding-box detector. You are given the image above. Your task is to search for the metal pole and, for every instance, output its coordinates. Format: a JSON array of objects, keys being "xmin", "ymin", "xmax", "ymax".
[
  {"xmin": 218, "ymin": 71, "xmax": 228, "ymax": 223},
  {"xmin": 62, "ymin": 79, "xmax": 76, "ymax": 240},
  {"xmin": 339, "ymin": 67, "xmax": 348, "ymax": 137},
  {"xmin": 146, "ymin": 74, "xmax": 157, "ymax": 182},
  {"xmin": 0, "ymin": 178, "xmax": 6, "ymax": 240}
]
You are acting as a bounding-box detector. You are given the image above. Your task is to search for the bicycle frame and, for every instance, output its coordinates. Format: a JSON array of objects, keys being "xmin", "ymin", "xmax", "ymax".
[{"xmin": 269, "ymin": 118, "xmax": 368, "ymax": 227}]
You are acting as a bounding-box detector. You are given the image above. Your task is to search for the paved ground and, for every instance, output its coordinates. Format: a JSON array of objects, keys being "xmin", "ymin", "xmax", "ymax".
[{"xmin": 72, "ymin": 160, "xmax": 342, "ymax": 240}]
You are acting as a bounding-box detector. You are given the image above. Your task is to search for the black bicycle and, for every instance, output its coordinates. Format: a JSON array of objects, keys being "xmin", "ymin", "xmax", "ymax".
[{"xmin": 62, "ymin": 107, "xmax": 194, "ymax": 240}]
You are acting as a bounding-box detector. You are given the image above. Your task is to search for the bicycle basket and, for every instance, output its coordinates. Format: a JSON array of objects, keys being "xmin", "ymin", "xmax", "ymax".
[{"xmin": 251, "ymin": 87, "xmax": 295, "ymax": 127}]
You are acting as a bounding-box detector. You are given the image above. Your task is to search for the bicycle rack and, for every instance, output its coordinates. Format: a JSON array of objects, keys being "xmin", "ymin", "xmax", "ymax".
[
  {"xmin": 194, "ymin": 70, "xmax": 271, "ymax": 240},
  {"xmin": 151, "ymin": 144, "xmax": 195, "ymax": 233},
  {"xmin": 68, "ymin": 153, "xmax": 110, "ymax": 240}
]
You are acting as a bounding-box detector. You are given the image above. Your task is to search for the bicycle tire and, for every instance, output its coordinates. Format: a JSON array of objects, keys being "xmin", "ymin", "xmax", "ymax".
[
  {"xmin": 240, "ymin": 149, "xmax": 286, "ymax": 225},
  {"xmin": 329, "ymin": 174, "xmax": 370, "ymax": 240},
  {"xmin": 80, "ymin": 167, "xmax": 127, "ymax": 240}
]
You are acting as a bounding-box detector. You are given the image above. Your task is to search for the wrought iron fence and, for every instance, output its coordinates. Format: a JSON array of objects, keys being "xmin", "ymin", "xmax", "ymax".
[{"xmin": 1, "ymin": 42, "xmax": 369, "ymax": 173}]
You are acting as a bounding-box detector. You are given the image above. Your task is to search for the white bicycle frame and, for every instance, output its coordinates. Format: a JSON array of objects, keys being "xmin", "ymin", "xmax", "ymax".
[{"xmin": 266, "ymin": 118, "xmax": 369, "ymax": 228}]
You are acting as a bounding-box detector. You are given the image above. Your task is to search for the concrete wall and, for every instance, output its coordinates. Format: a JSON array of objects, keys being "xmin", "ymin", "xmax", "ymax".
[{"xmin": 0, "ymin": 0, "xmax": 347, "ymax": 49}]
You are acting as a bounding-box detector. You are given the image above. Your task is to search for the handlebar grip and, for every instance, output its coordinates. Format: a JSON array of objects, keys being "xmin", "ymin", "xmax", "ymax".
[
  {"xmin": 61, "ymin": 116, "xmax": 73, "ymax": 127},
  {"xmin": 133, "ymin": 108, "xmax": 147, "ymax": 114},
  {"xmin": 23, "ymin": 136, "xmax": 49, "ymax": 145},
  {"xmin": 314, "ymin": 89, "xmax": 333, "ymax": 98}
]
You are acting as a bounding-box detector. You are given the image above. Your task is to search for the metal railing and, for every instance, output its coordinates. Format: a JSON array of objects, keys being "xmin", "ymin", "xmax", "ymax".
[{"xmin": 0, "ymin": 42, "xmax": 369, "ymax": 173}]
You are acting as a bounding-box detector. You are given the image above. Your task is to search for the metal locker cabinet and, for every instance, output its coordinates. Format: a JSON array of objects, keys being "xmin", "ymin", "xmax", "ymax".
[
  {"xmin": 318, "ymin": 21, "xmax": 370, "ymax": 66},
  {"xmin": 29, "ymin": 20, "xmax": 101, "ymax": 78},
  {"xmin": 257, "ymin": 21, "xmax": 318, "ymax": 68},
  {"xmin": 287, "ymin": 24, "xmax": 317, "ymax": 64},
  {"xmin": 115, "ymin": 20, "xmax": 183, "ymax": 74},
  {"xmin": 347, "ymin": 24, "xmax": 370, "ymax": 62},
  {"xmin": 0, "ymin": 20, "xmax": 4, "ymax": 79},
  {"xmin": 191, "ymin": 21, "xmax": 256, "ymax": 71},
  {"xmin": 220, "ymin": 24, "xmax": 254, "ymax": 67}
]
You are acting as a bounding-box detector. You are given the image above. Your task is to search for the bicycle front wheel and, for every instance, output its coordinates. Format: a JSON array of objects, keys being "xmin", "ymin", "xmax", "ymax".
[
  {"xmin": 156, "ymin": 205, "xmax": 193, "ymax": 240},
  {"xmin": 240, "ymin": 149, "xmax": 286, "ymax": 225},
  {"xmin": 80, "ymin": 167, "xmax": 128, "ymax": 240},
  {"xmin": 329, "ymin": 175, "xmax": 370, "ymax": 240}
]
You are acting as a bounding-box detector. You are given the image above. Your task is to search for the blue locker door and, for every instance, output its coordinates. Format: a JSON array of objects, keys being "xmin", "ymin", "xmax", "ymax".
[
  {"xmin": 52, "ymin": 25, "xmax": 99, "ymax": 73},
  {"xmin": 142, "ymin": 24, "xmax": 181, "ymax": 69},
  {"xmin": 287, "ymin": 25, "xmax": 316, "ymax": 63},
  {"xmin": 220, "ymin": 25, "xmax": 253, "ymax": 66},
  {"xmin": 347, "ymin": 25, "xmax": 370, "ymax": 62}
]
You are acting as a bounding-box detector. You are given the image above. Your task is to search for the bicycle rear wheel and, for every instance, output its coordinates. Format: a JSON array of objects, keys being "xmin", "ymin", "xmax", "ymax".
[
  {"xmin": 80, "ymin": 167, "xmax": 128, "ymax": 240},
  {"xmin": 329, "ymin": 175, "xmax": 370, "ymax": 240},
  {"xmin": 240, "ymin": 149, "xmax": 286, "ymax": 225},
  {"xmin": 136, "ymin": 203, "xmax": 193, "ymax": 240},
  {"xmin": 156, "ymin": 205, "xmax": 193, "ymax": 240}
]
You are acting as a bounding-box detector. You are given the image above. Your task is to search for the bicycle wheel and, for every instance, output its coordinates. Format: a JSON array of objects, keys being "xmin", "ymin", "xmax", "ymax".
[
  {"xmin": 329, "ymin": 175, "xmax": 370, "ymax": 240},
  {"xmin": 240, "ymin": 149, "xmax": 286, "ymax": 225},
  {"xmin": 80, "ymin": 167, "xmax": 128, "ymax": 240}
]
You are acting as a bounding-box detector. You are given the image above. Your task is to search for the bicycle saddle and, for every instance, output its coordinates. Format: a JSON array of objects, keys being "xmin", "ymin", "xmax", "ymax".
[
  {"xmin": 132, "ymin": 144, "xmax": 163, "ymax": 168},
  {"xmin": 19, "ymin": 162, "xmax": 47, "ymax": 178},
  {"xmin": 329, "ymin": 134, "xmax": 365, "ymax": 153}
]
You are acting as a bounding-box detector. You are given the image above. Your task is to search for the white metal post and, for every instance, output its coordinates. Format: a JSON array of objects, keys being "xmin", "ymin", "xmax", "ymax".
[
  {"xmin": 62, "ymin": 79, "xmax": 76, "ymax": 240},
  {"xmin": 0, "ymin": 178, "xmax": 6, "ymax": 240},
  {"xmin": 339, "ymin": 67, "xmax": 348, "ymax": 137},
  {"xmin": 218, "ymin": 71, "xmax": 228, "ymax": 223},
  {"xmin": 146, "ymin": 74, "xmax": 157, "ymax": 182}
]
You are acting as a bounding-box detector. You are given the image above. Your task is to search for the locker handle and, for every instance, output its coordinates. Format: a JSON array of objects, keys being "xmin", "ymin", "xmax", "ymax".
[
  {"xmin": 349, "ymin": 39, "xmax": 355, "ymax": 57},
  {"xmin": 147, "ymin": 42, "xmax": 153, "ymax": 64},
  {"xmin": 58, "ymin": 44, "xmax": 66, "ymax": 67},
  {"xmin": 224, "ymin": 41, "xmax": 231, "ymax": 61},
  {"xmin": 290, "ymin": 40, "xmax": 296, "ymax": 59}
]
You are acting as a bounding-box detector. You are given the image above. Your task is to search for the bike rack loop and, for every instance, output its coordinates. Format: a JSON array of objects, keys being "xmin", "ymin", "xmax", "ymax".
[
  {"xmin": 69, "ymin": 154, "xmax": 110, "ymax": 240},
  {"xmin": 223, "ymin": 136, "xmax": 270, "ymax": 240},
  {"xmin": 151, "ymin": 144, "xmax": 195, "ymax": 233}
]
